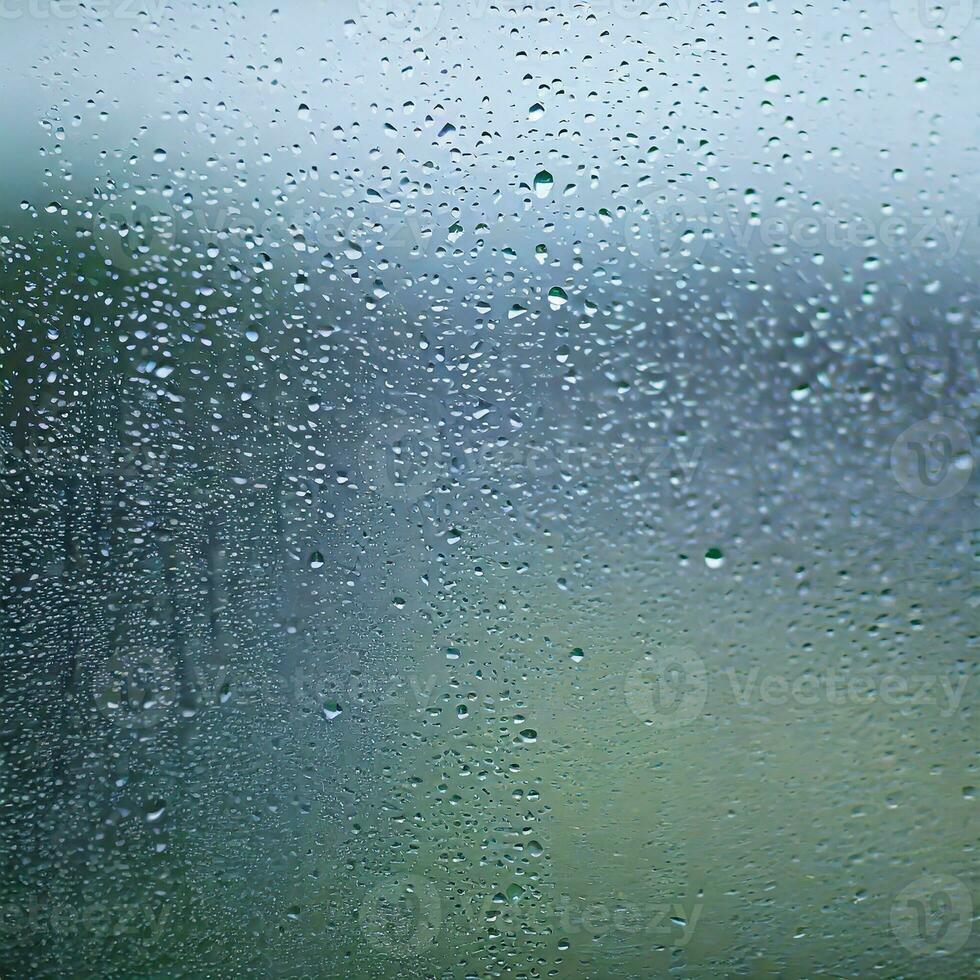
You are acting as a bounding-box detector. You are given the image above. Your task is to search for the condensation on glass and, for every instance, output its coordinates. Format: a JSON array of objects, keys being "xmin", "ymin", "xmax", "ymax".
[{"xmin": 0, "ymin": 2, "xmax": 976, "ymax": 977}]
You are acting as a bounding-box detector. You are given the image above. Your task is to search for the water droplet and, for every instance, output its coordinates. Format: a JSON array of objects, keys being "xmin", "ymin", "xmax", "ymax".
[
  {"xmin": 705, "ymin": 548, "xmax": 725, "ymax": 569},
  {"xmin": 533, "ymin": 170, "xmax": 554, "ymax": 198}
]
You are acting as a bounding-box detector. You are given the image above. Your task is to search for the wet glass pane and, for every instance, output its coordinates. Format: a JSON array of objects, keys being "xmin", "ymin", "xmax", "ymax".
[{"xmin": 1, "ymin": 2, "xmax": 977, "ymax": 977}]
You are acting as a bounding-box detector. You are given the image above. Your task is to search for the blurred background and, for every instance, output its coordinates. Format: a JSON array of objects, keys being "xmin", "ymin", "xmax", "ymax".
[{"xmin": 0, "ymin": 1, "xmax": 977, "ymax": 977}]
